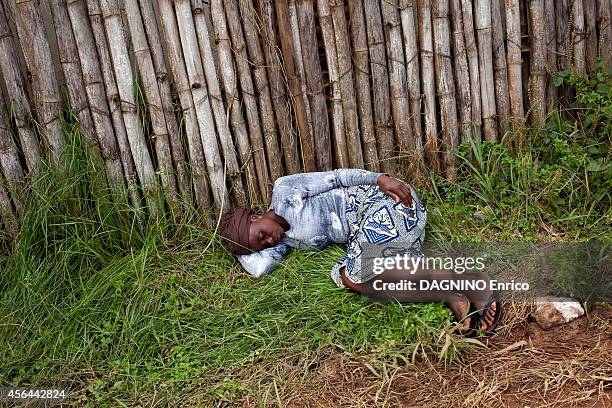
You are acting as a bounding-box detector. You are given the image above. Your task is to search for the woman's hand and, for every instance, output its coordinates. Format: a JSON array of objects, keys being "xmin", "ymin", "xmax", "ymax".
[{"xmin": 377, "ymin": 174, "xmax": 413, "ymax": 207}]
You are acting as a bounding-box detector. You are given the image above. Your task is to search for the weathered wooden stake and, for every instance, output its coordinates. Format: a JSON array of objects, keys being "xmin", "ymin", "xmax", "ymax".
[
  {"xmin": 382, "ymin": 0, "xmax": 420, "ymax": 178},
  {"xmin": 432, "ymin": 0, "xmax": 459, "ymax": 181},
  {"xmin": 331, "ymin": 0, "xmax": 364, "ymax": 168},
  {"xmin": 139, "ymin": 0, "xmax": 194, "ymax": 207},
  {"xmin": 572, "ymin": 0, "xmax": 586, "ymax": 74},
  {"xmin": 317, "ymin": 0, "xmax": 348, "ymax": 167},
  {"xmin": 543, "ymin": 0, "xmax": 558, "ymax": 112},
  {"xmin": 297, "ymin": 0, "xmax": 332, "ymax": 170},
  {"xmin": 348, "ymin": 0, "xmax": 380, "ymax": 171},
  {"xmin": 258, "ymin": 0, "xmax": 301, "ymax": 175},
  {"xmin": 449, "ymin": 0, "xmax": 473, "ymax": 144},
  {"xmin": 237, "ymin": 0, "xmax": 284, "ymax": 180},
  {"xmin": 85, "ymin": 0, "xmax": 142, "ymax": 211},
  {"xmin": 222, "ymin": 0, "xmax": 272, "ymax": 200},
  {"xmin": 14, "ymin": 0, "xmax": 66, "ymax": 165},
  {"xmin": 417, "ymin": 0, "xmax": 440, "ymax": 173},
  {"xmin": 100, "ymin": 0, "xmax": 160, "ymax": 215},
  {"xmin": 491, "ymin": 0, "xmax": 511, "ymax": 138},
  {"xmin": 584, "ymin": 0, "xmax": 598, "ymax": 76},
  {"xmin": 125, "ymin": 0, "xmax": 181, "ymax": 214},
  {"xmin": 461, "ymin": 0, "xmax": 483, "ymax": 140},
  {"xmin": 597, "ymin": 0, "xmax": 612, "ymax": 67},
  {"xmin": 400, "ymin": 0, "xmax": 423, "ymax": 148},
  {"xmin": 174, "ymin": 0, "xmax": 229, "ymax": 210},
  {"xmin": 0, "ymin": 89, "xmax": 25, "ymax": 215},
  {"xmin": 158, "ymin": 0, "xmax": 213, "ymax": 214},
  {"xmin": 277, "ymin": 0, "xmax": 316, "ymax": 172},
  {"xmin": 192, "ymin": 0, "xmax": 247, "ymax": 207},
  {"xmin": 474, "ymin": 0, "xmax": 498, "ymax": 141},
  {"xmin": 0, "ymin": 5, "xmax": 41, "ymax": 174},
  {"xmin": 528, "ymin": 0, "xmax": 546, "ymax": 128}
]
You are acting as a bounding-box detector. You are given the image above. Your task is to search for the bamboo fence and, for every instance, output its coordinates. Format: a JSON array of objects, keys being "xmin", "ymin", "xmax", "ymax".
[{"xmin": 0, "ymin": 0, "xmax": 610, "ymax": 234}]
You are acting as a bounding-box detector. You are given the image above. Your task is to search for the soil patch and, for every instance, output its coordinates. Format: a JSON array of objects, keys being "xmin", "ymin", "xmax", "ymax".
[{"xmin": 207, "ymin": 304, "xmax": 611, "ymax": 407}]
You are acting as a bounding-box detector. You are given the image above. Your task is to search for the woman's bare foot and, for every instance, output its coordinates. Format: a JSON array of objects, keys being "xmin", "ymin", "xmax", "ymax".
[{"xmin": 447, "ymin": 298, "xmax": 474, "ymax": 334}]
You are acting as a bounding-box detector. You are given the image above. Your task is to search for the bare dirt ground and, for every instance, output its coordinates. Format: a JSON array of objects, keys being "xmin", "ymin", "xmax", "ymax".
[{"xmin": 216, "ymin": 303, "xmax": 611, "ymax": 408}]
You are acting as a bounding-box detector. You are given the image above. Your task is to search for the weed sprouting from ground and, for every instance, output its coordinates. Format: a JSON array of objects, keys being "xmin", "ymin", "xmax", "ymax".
[{"xmin": 423, "ymin": 65, "xmax": 610, "ymax": 242}]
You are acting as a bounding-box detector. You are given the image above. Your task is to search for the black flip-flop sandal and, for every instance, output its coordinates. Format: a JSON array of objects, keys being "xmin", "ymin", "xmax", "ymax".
[{"xmin": 476, "ymin": 292, "xmax": 503, "ymax": 336}]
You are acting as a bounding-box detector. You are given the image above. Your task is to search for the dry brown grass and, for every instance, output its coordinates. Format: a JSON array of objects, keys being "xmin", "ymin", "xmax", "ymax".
[{"xmin": 195, "ymin": 303, "xmax": 611, "ymax": 408}]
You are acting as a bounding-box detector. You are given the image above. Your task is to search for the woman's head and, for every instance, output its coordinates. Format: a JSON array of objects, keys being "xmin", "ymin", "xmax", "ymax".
[{"xmin": 220, "ymin": 208, "xmax": 290, "ymax": 255}]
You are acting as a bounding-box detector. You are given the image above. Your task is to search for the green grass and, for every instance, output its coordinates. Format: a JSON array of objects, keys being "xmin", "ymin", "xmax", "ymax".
[
  {"xmin": 0, "ymin": 111, "xmax": 454, "ymax": 407},
  {"xmin": 0, "ymin": 67, "xmax": 610, "ymax": 406}
]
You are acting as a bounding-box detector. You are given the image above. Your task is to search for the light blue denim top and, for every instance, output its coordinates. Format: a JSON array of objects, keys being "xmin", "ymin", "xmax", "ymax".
[{"xmin": 236, "ymin": 169, "xmax": 384, "ymax": 277}]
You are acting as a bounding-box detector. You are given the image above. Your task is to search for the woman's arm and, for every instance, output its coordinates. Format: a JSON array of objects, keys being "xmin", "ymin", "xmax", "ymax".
[
  {"xmin": 272, "ymin": 169, "xmax": 385, "ymax": 199},
  {"xmin": 236, "ymin": 242, "xmax": 291, "ymax": 277},
  {"xmin": 272, "ymin": 169, "xmax": 414, "ymax": 206}
]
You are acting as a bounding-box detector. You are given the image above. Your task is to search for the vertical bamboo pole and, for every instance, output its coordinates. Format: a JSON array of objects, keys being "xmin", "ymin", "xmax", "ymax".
[
  {"xmin": 0, "ymin": 5, "xmax": 41, "ymax": 174},
  {"xmin": 400, "ymin": 0, "xmax": 423, "ymax": 147},
  {"xmin": 417, "ymin": 0, "xmax": 439, "ymax": 173},
  {"xmin": 461, "ymin": 0, "xmax": 483, "ymax": 140},
  {"xmin": 381, "ymin": 0, "xmax": 421, "ymax": 178},
  {"xmin": 505, "ymin": 0, "xmax": 525, "ymax": 136},
  {"xmin": 597, "ymin": 0, "xmax": 612, "ymax": 67},
  {"xmin": 449, "ymin": 0, "xmax": 473, "ymax": 144},
  {"xmin": 544, "ymin": 0, "xmax": 558, "ymax": 112},
  {"xmin": 99, "ymin": 0, "xmax": 160, "ymax": 215},
  {"xmin": 221, "ymin": 0, "xmax": 272, "ymax": 200},
  {"xmin": 348, "ymin": 0, "xmax": 379, "ymax": 171},
  {"xmin": 55, "ymin": 0, "xmax": 127, "ymax": 207},
  {"xmin": 572, "ymin": 0, "xmax": 586, "ymax": 74},
  {"xmin": 157, "ymin": 0, "xmax": 212, "ymax": 213},
  {"xmin": 191, "ymin": 0, "xmax": 247, "ymax": 207},
  {"xmin": 13, "ymin": 0, "xmax": 66, "ymax": 165},
  {"xmin": 236, "ymin": 0, "xmax": 284, "ymax": 180},
  {"xmin": 258, "ymin": 0, "xmax": 301, "ymax": 175},
  {"xmin": 276, "ymin": 0, "xmax": 316, "ymax": 172},
  {"xmin": 85, "ymin": 0, "xmax": 142, "ymax": 211},
  {"xmin": 491, "ymin": 0, "xmax": 511, "ymax": 138},
  {"xmin": 318, "ymin": 0, "xmax": 348, "ymax": 168},
  {"xmin": 432, "ymin": 0, "xmax": 459, "ymax": 182},
  {"xmin": 584, "ymin": 0, "xmax": 598, "ymax": 76},
  {"xmin": 124, "ymin": 0, "xmax": 181, "ymax": 214},
  {"xmin": 528, "ymin": 0, "xmax": 546, "ymax": 128},
  {"xmin": 519, "ymin": 0, "xmax": 530, "ymax": 107},
  {"xmin": 366, "ymin": 0, "xmax": 395, "ymax": 173},
  {"xmin": 288, "ymin": 0, "xmax": 316, "ymax": 168},
  {"xmin": 209, "ymin": 0, "xmax": 260, "ymax": 203},
  {"xmin": 583, "ymin": 0, "xmax": 597, "ymax": 77},
  {"xmin": 474, "ymin": 0, "xmax": 498, "ymax": 141},
  {"xmin": 0, "ymin": 169, "xmax": 17, "ymax": 236},
  {"xmin": 554, "ymin": 0, "xmax": 572, "ymax": 107},
  {"xmin": 139, "ymin": 0, "xmax": 193, "ymax": 206},
  {"xmin": 0, "ymin": 89, "xmax": 24, "ymax": 215},
  {"xmin": 331, "ymin": 0, "xmax": 364, "ymax": 168},
  {"xmin": 174, "ymin": 0, "xmax": 229, "ymax": 209},
  {"xmin": 49, "ymin": 0, "xmax": 99, "ymax": 152},
  {"xmin": 297, "ymin": 0, "xmax": 332, "ymax": 171}
]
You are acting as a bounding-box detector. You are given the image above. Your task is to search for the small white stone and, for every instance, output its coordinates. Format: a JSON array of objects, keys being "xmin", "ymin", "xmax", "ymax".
[{"xmin": 533, "ymin": 296, "xmax": 585, "ymax": 330}]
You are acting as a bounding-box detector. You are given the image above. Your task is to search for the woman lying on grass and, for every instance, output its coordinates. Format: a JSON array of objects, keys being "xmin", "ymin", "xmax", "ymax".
[{"xmin": 219, "ymin": 169, "xmax": 501, "ymax": 337}]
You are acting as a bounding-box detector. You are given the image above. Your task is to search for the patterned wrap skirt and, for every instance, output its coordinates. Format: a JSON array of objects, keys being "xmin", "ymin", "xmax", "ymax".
[{"xmin": 330, "ymin": 183, "xmax": 428, "ymax": 287}]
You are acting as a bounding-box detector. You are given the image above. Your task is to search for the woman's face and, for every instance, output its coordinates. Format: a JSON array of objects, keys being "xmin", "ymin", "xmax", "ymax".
[{"xmin": 248, "ymin": 212, "xmax": 288, "ymax": 252}]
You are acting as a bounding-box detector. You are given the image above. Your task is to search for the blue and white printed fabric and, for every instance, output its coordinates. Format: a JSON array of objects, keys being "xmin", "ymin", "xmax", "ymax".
[{"xmin": 330, "ymin": 184, "xmax": 427, "ymax": 287}]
